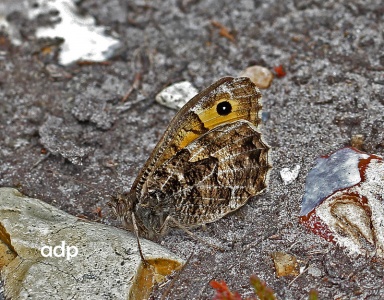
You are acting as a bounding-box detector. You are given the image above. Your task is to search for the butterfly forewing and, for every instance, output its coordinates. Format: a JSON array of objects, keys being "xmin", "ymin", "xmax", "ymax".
[{"xmin": 132, "ymin": 77, "xmax": 263, "ymax": 200}]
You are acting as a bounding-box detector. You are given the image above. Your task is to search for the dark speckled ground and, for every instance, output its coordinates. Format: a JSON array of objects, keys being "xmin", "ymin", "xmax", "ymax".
[{"xmin": 1, "ymin": 0, "xmax": 384, "ymax": 299}]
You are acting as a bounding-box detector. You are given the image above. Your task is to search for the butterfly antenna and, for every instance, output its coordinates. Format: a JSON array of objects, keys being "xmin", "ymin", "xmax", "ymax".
[{"xmin": 131, "ymin": 212, "xmax": 149, "ymax": 266}]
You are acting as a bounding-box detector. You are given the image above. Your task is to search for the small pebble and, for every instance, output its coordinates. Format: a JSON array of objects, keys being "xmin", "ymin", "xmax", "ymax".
[
  {"xmin": 307, "ymin": 265, "xmax": 322, "ymax": 277},
  {"xmin": 280, "ymin": 165, "xmax": 300, "ymax": 185},
  {"xmin": 350, "ymin": 134, "xmax": 364, "ymax": 150},
  {"xmin": 155, "ymin": 81, "xmax": 198, "ymax": 110},
  {"xmin": 271, "ymin": 252, "xmax": 299, "ymax": 277},
  {"xmin": 239, "ymin": 65, "xmax": 274, "ymax": 89}
]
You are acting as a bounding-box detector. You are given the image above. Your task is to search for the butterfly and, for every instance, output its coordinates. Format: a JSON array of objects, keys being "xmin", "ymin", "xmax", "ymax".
[{"xmin": 111, "ymin": 77, "xmax": 271, "ymax": 240}]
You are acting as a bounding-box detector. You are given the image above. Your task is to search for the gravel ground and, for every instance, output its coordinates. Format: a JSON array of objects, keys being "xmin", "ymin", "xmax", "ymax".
[{"xmin": 1, "ymin": 0, "xmax": 383, "ymax": 299}]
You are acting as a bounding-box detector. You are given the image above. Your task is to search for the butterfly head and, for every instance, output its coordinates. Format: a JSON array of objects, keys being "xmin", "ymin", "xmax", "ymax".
[
  {"xmin": 109, "ymin": 192, "xmax": 136, "ymax": 232},
  {"xmin": 109, "ymin": 192, "xmax": 157, "ymax": 240}
]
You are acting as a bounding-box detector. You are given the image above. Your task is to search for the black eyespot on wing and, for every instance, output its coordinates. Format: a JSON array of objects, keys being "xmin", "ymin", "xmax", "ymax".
[{"xmin": 216, "ymin": 101, "xmax": 232, "ymax": 116}]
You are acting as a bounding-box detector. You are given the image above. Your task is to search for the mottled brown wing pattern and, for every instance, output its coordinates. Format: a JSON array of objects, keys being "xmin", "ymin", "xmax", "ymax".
[
  {"xmin": 131, "ymin": 77, "xmax": 262, "ymax": 200},
  {"xmin": 111, "ymin": 77, "xmax": 271, "ymax": 241},
  {"xmin": 134, "ymin": 120, "xmax": 270, "ymax": 237}
]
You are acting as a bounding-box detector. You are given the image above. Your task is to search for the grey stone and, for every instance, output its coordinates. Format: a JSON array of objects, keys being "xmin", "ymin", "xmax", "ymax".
[{"xmin": 0, "ymin": 188, "xmax": 183, "ymax": 300}]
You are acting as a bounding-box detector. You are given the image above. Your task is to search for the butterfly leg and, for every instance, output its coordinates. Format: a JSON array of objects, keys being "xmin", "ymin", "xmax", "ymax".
[{"xmin": 161, "ymin": 216, "xmax": 224, "ymax": 252}]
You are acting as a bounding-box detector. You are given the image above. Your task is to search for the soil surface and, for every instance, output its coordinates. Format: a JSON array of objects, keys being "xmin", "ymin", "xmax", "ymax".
[{"xmin": 1, "ymin": 0, "xmax": 383, "ymax": 299}]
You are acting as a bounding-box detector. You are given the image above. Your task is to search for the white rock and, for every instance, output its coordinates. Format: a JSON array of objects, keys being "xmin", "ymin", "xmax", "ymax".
[
  {"xmin": 155, "ymin": 81, "xmax": 198, "ymax": 110},
  {"xmin": 0, "ymin": 14, "xmax": 21, "ymax": 46},
  {"xmin": 280, "ymin": 164, "xmax": 300, "ymax": 185},
  {"xmin": 28, "ymin": 0, "xmax": 120, "ymax": 65}
]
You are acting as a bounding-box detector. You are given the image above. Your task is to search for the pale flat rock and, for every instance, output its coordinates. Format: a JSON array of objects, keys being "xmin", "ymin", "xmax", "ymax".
[{"xmin": 0, "ymin": 188, "xmax": 183, "ymax": 300}]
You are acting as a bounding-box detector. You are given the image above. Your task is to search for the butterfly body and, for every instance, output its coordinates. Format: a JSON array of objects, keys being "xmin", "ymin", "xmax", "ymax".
[{"xmin": 112, "ymin": 77, "xmax": 271, "ymax": 240}]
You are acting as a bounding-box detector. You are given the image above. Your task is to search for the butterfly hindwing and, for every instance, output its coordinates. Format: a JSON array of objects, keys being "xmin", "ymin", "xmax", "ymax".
[{"xmin": 134, "ymin": 120, "xmax": 270, "ymax": 236}]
